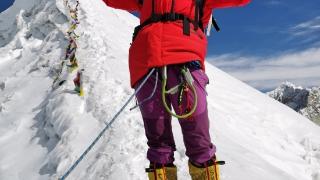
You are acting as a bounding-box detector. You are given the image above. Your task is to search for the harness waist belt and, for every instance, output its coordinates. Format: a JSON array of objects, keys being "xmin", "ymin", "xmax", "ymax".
[{"xmin": 132, "ymin": 13, "xmax": 202, "ymax": 42}]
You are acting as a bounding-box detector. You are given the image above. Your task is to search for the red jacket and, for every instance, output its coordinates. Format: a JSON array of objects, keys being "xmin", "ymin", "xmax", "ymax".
[{"xmin": 103, "ymin": 0, "xmax": 250, "ymax": 87}]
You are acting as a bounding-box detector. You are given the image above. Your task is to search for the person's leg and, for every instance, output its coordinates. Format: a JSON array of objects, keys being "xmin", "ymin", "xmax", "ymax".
[
  {"xmin": 166, "ymin": 65, "xmax": 216, "ymax": 164},
  {"xmin": 134, "ymin": 71, "xmax": 176, "ymax": 164}
]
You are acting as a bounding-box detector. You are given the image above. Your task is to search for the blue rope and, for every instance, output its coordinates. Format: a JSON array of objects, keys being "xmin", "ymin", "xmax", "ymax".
[
  {"xmin": 59, "ymin": 68, "xmax": 156, "ymax": 180},
  {"xmin": 130, "ymin": 69, "xmax": 158, "ymax": 111}
]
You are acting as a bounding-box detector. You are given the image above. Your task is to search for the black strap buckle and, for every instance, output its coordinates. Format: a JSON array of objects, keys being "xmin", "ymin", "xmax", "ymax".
[
  {"xmin": 186, "ymin": 60, "xmax": 201, "ymax": 70},
  {"xmin": 161, "ymin": 13, "xmax": 176, "ymax": 22},
  {"xmin": 150, "ymin": 14, "xmax": 160, "ymax": 22}
]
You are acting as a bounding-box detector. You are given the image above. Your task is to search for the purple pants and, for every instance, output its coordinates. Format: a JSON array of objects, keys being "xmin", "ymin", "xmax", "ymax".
[{"xmin": 134, "ymin": 64, "xmax": 216, "ymax": 164}]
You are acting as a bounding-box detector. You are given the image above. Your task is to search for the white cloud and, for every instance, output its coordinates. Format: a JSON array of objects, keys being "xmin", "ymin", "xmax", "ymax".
[
  {"xmin": 292, "ymin": 16, "xmax": 320, "ymax": 29},
  {"xmin": 290, "ymin": 16, "xmax": 320, "ymax": 37},
  {"xmin": 207, "ymin": 48, "xmax": 320, "ymax": 91}
]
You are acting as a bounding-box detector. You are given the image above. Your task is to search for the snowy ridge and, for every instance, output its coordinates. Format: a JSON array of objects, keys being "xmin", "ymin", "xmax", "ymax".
[
  {"xmin": 1, "ymin": 0, "xmax": 320, "ymax": 180},
  {"xmin": 0, "ymin": 0, "xmax": 70, "ymax": 179}
]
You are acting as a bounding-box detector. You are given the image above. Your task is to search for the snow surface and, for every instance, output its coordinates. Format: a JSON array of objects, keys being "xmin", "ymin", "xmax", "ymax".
[{"xmin": 0, "ymin": 0, "xmax": 320, "ymax": 180}]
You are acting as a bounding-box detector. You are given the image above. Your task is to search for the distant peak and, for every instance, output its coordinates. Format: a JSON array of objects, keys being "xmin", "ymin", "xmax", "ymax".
[{"xmin": 268, "ymin": 82, "xmax": 320, "ymax": 126}]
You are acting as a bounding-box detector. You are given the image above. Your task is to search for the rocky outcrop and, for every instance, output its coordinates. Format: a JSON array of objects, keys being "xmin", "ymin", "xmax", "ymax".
[{"xmin": 268, "ymin": 82, "xmax": 320, "ymax": 126}]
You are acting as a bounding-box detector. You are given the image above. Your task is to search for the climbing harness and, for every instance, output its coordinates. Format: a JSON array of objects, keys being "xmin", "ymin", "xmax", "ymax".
[
  {"xmin": 161, "ymin": 65, "xmax": 198, "ymax": 119},
  {"xmin": 130, "ymin": 62, "xmax": 200, "ymax": 119},
  {"xmin": 131, "ymin": 0, "xmax": 222, "ymax": 118},
  {"xmin": 131, "ymin": 0, "xmax": 222, "ymax": 117},
  {"xmin": 59, "ymin": 68, "xmax": 156, "ymax": 180}
]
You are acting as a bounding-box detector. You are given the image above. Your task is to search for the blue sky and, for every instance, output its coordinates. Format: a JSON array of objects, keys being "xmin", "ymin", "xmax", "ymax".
[
  {"xmin": 207, "ymin": 0, "xmax": 320, "ymax": 91},
  {"xmin": 208, "ymin": 0, "xmax": 320, "ymax": 56},
  {"xmin": 1, "ymin": 0, "xmax": 319, "ymax": 91}
]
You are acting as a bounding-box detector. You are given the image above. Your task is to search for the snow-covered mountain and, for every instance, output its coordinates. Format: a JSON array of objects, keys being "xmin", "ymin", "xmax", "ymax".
[
  {"xmin": 268, "ymin": 82, "xmax": 320, "ymax": 126},
  {"xmin": 1, "ymin": 0, "xmax": 320, "ymax": 180}
]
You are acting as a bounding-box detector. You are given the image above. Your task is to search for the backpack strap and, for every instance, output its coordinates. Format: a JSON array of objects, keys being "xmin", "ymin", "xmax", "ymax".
[
  {"xmin": 194, "ymin": 0, "xmax": 200, "ymax": 30},
  {"xmin": 132, "ymin": 0, "xmax": 206, "ymax": 41},
  {"xmin": 194, "ymin": 0, "xmax": 204, "ymax": 31},
  {"xmin": 198, "ymin": 0, "xmax": 204, "ymax": 31},
  {"xmin": 151, "ymin": 0, "xmax": 155, "ymax": 16}
]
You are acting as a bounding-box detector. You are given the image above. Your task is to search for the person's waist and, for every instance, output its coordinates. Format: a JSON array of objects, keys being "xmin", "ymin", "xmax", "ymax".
[
  {"xmin": 186, "ymin": 60, "xmax": 202, "ymax": 70},
  {"xmin": 168, "ymin": 60, "xmax": 202, "ymax": 70}
]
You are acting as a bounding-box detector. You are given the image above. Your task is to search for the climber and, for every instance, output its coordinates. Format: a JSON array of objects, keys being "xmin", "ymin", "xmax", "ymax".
[
  {"xmin": 65, "ymin": 33, "xmax": 78, "ymax": 71},
  {"xmin": 102, "ymin": 0, "xmax": 250, "ymax": 179},
  {"xmin": 73, "ymin": 69, "xmax": 84, "ymax": 96},
  {"xmin": 66, "ymin": 10, "xmax": 79, "ymax": 37}
]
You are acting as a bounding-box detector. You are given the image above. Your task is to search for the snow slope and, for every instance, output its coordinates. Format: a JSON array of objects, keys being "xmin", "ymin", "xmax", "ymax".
[{"xmin": 0, "ymin": 0, "xmax": 320, "ymax": 180}]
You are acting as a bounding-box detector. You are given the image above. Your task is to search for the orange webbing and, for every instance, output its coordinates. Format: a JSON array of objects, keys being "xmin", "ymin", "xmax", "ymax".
[
  {"xmin": 205, "ymin": 162, "xmax": 210, "ymax": 180},
  {"xmin": 162, "ymin": 164, "xmax": 167, "ymax": 180},
  {"xmin": 154, "ymin": 164, "xmax": 157, "ymax": 180}
]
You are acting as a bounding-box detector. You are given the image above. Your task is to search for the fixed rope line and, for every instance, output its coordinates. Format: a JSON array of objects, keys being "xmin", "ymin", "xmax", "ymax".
[
  {"xmin": 130, "ymin": 69, "xmax": 158, "ymax": 111},
  {"xmin": 59, "ymin": 68, "xmax": 156, "ymax": 180}
]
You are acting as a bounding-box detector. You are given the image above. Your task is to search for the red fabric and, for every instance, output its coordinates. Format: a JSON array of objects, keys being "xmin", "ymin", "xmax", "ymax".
[{"xmin": 103, "ymin": 0, "xmax": 250, "ymax": 87}]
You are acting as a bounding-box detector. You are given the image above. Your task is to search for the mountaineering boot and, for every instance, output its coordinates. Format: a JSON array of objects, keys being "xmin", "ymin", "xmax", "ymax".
[
  {"xmin": 188, "ymin": 156, "xmax": 225, "ymax": 180},
  {"xmin": 146, "ymin": 163, "xmax": 177, "ymax": 180}
]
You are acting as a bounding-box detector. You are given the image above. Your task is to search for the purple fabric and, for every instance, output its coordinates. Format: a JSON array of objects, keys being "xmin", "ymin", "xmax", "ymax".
[{"xmin": 134, "ymin": 65, "xmax": 216, "ymax": 164}]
